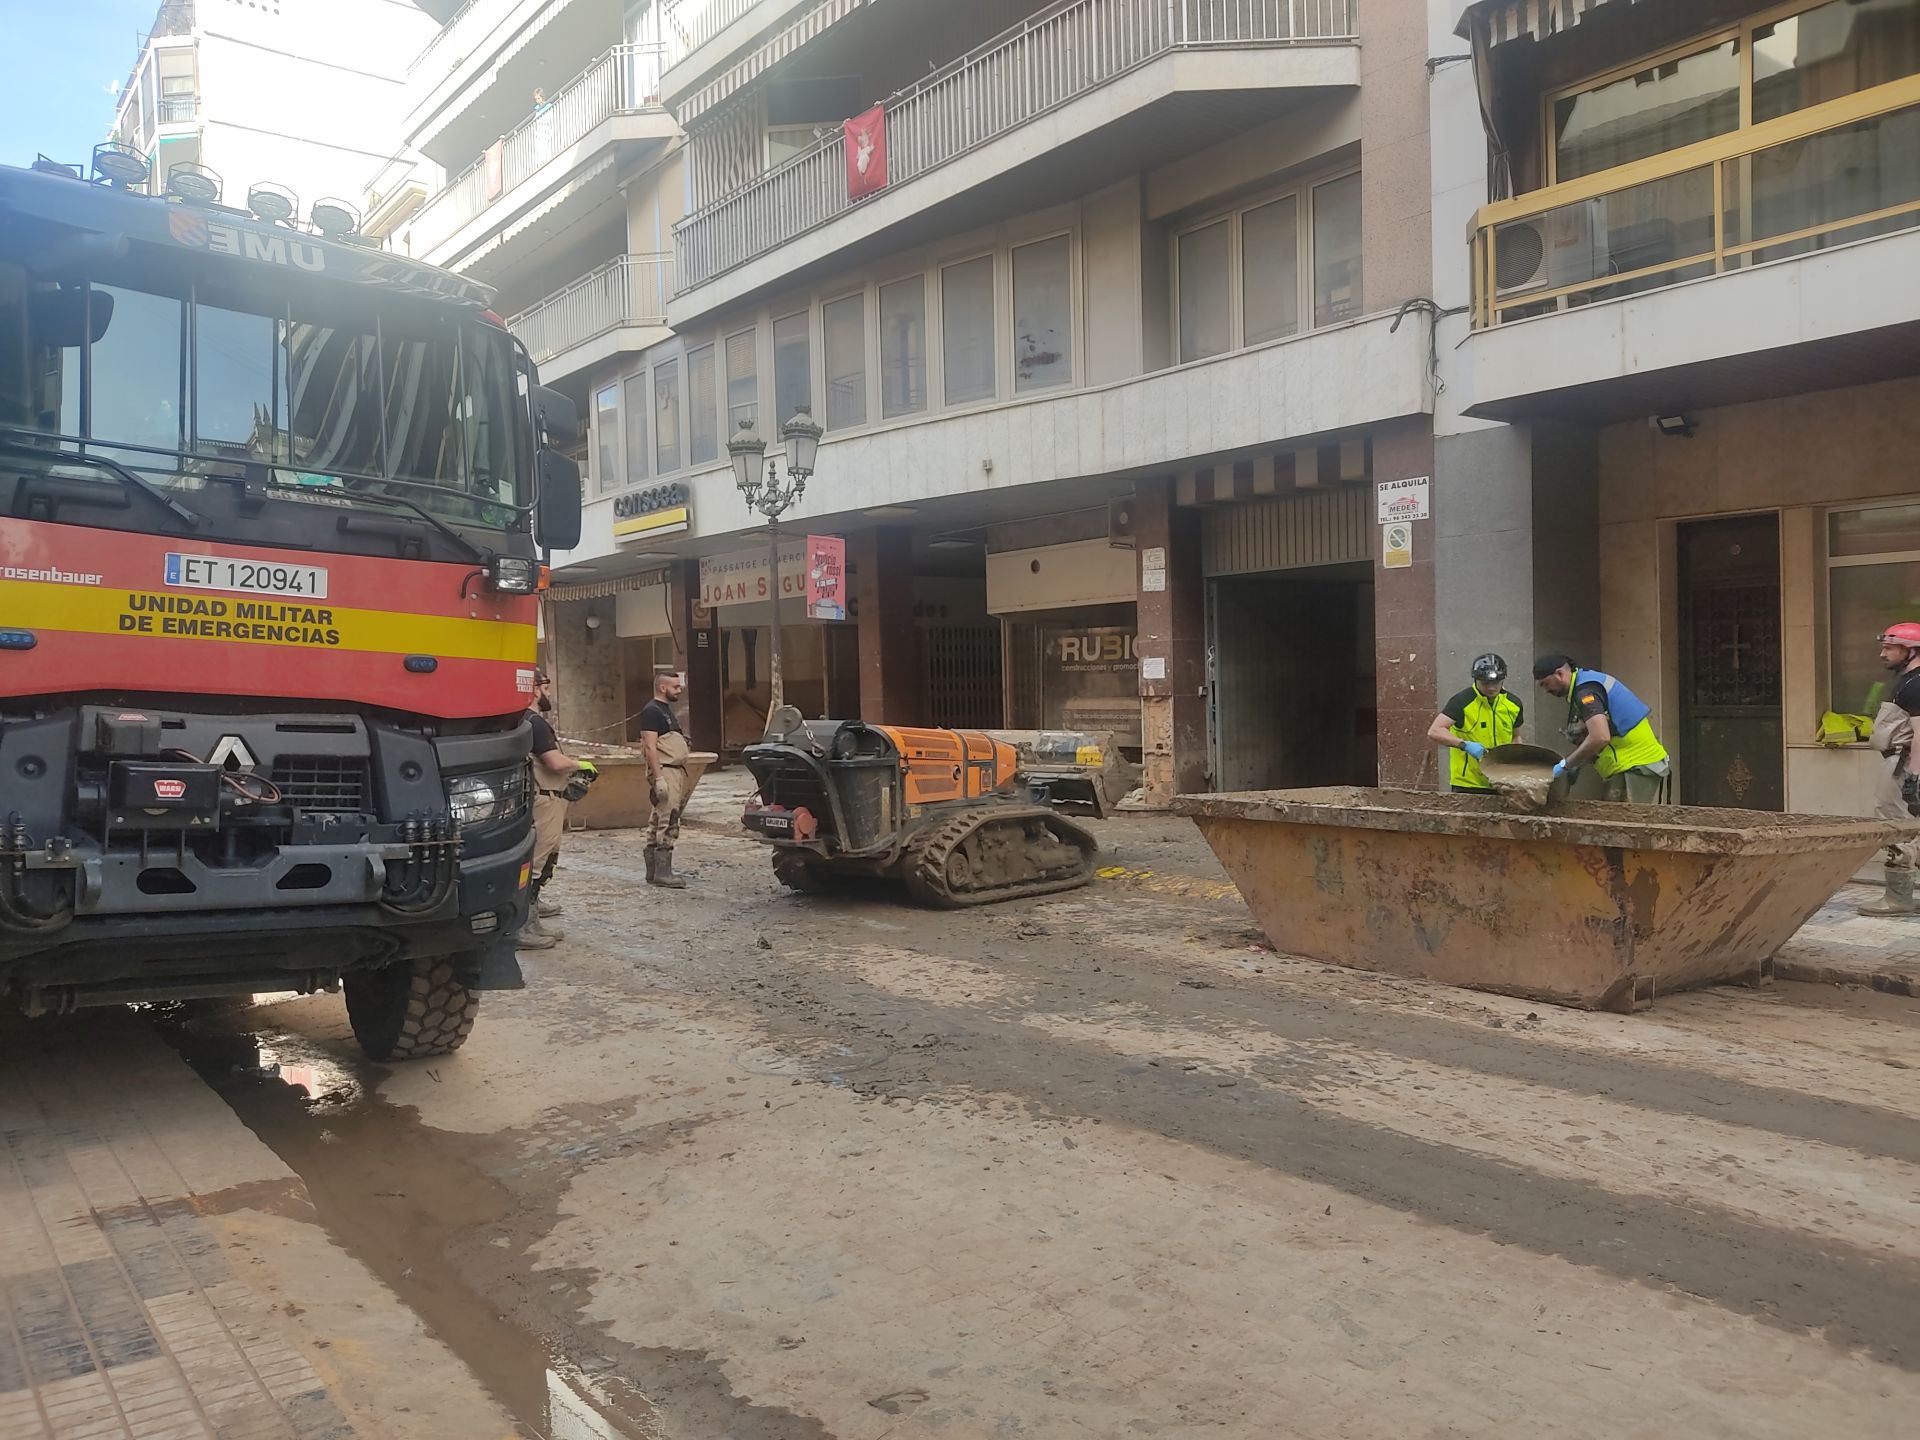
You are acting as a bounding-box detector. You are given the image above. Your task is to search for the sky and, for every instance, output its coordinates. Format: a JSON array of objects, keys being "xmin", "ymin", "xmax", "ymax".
[{"xmin": 1, "ymin": 0, "xmax": 167, "ymax": 169}]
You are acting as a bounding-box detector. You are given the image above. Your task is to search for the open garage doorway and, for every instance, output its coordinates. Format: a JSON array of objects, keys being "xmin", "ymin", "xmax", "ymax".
[{"xmin": 1207, "ymin": 562, "xmax": 1377, "ymax": 791}]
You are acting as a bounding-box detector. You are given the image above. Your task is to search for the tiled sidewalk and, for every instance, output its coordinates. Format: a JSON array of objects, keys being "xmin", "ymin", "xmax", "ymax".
[
  {"xmin": 1775, "ymin": 884, "xmax": 1920, "ymax": 997},
  {"xmin": 0, "ymin": 1016, "xmax": 356, "ymax": 1440}
]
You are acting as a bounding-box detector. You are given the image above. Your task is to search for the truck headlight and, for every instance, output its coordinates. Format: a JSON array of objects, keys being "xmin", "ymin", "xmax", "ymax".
[
  {"xmin": 489, "ymin": 556, "xmax": 544, "ymax": 594},
  {"xmin": 446, "ymin": 765, "xmax": 528, "ymax": 831}
]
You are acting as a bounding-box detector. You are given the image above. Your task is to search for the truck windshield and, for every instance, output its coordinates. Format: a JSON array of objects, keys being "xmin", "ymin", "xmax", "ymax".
[{"xmin": 0, "ymin": 262, "xmax": 523, "ymax": 526}]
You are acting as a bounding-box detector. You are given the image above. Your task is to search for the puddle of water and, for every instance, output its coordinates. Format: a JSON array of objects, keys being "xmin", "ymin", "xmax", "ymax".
[{"xmin": 162, "ymin": 1011, "xmax": 662, "ymax": 1440}]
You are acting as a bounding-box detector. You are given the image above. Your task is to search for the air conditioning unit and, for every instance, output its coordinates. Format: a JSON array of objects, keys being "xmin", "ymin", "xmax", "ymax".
[{"xmin": 1495, "ymin": 201, "xmax": 1605, "ymax": 299}]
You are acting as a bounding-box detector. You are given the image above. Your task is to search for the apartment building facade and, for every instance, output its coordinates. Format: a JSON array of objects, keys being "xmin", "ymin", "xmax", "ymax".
[
  {"xmin": 110, "ymin": 0, "xmax": 437, "ymax": 212},
  {"xmin": 1432, "ymin": 0, "xmax": 1920, "ymax": 815},
  {"xmin": 533, "ymin": 0, "xmax": 1442, "ymax": 803}
]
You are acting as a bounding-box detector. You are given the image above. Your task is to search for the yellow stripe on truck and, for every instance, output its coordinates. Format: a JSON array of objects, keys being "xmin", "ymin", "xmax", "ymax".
[{"xmin": 0, "ymin": 579, "xmax": 538, "ymax": 663}]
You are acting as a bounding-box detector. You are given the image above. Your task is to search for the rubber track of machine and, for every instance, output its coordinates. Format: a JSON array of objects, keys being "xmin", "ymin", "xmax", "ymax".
[{"xmin": 902, "ymin": 805, "xmax": 1098, "ymax": 908}]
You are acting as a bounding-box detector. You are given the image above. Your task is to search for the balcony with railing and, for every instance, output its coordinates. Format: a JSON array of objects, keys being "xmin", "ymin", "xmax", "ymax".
[
  {"xmin": 672, "ymin": 0, "xmax": 1358, "ymax": 301},
  {"xmin": 1469, "ymin": 77, "xmax": 1920, "ymax": 329},
  {"xmin": 510, "ymin": 254, "xmax": 675, "ymax": 376},
  {"xmin": 1461, "ymin": 73, "xmax": 1920, "ymax": 420},
  {"xmin": 156, "ymin": 93, "xmax": 197, "ymax": 124},
  {"xmin": 408, "ymin": 0, "xmax": 491, "ymax": 79},
  {"xmin": 658, "ymin": 0, "xmax": 792, "ymax": 99},
  {"xmin": 406, "ymin": 43, "xmax": 672, "ymax": 264}
]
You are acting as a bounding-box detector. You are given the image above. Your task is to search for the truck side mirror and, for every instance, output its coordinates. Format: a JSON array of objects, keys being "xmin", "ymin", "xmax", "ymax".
[
  {"xmin": 532, "ymin": 385, "xmax": 578, "ymax": 450},
  {"xmin": 30, "ymin": 286, "xmax": 115, "ymax": 347},
  {"xmin": 535, "ymin": 450, "xmax": 581, "ymax": 553}
]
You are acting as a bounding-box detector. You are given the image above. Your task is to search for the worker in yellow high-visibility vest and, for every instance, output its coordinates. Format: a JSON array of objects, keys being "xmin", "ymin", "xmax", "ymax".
[
  {"xmin": 1427, "ymin": 653, "xmax": 1524, "ymax": 794},
  {"xmin": 1534, "ymin": 654, "xmax": 1671, "ymax": 803}
]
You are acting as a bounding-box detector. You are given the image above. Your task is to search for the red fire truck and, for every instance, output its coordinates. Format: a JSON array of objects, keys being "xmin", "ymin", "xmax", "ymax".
[{"xmin": 0, "ymin": 152, "xmax": 581, "ymax": 1058}]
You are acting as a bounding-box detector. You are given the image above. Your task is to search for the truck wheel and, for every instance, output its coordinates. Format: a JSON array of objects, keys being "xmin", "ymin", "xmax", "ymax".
[{"xmin": 344, "ymin": 955, "xmax": 480, "ymax": 1061}]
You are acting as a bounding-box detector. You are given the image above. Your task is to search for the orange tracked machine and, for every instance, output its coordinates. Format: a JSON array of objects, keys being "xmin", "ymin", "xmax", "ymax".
[{"xmin": 741, "ymin": 709, "xmax": 1098, "ymax": 906}]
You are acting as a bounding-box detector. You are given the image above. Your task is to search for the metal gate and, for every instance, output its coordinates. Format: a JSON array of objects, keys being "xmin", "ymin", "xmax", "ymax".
[{"xmin": 925, "ymin": 625, "xmax": 1002, "ymax": 729}]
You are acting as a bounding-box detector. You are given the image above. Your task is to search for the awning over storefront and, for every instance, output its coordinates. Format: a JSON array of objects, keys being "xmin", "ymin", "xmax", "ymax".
[
  {"xmin": 1455, "ymin": 0, "xmax": 1646, "ymax": 46},
  {"xmin": 549, "ymin": 567, "xmax": 670, "ymax": 602}
]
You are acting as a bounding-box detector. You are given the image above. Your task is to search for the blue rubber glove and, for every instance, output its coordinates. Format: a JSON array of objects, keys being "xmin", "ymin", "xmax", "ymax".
[
  {"xmin": 1551, "ymin": 759, "xmax": 1568, "ymax": 780},
  {"xmin": 1462, "ymin": 740, "xmax": 1487, "ymax": 761}
]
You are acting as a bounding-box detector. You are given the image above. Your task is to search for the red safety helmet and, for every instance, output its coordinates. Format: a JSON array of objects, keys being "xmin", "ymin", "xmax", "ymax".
[{"xmin": 1881, "ymin": 623, "xmax": 1920, "ymax": 648}]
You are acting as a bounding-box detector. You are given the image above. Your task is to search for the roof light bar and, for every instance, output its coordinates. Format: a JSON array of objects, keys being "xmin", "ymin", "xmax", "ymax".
[
  {"xmin": 165, "ymin": 162, "xmax": 221, "ymax": 204},
  {"xmin": 247, "ymin": 181, "xmax": 297, "ymax": 224}
]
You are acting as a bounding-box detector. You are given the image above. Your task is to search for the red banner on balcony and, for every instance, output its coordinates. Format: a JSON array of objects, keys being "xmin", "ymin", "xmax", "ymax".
[
  {"xmin": 844, "ymin": 105, "xmax": 888, "ymax": 200},
  {"xmin": 484, "ymin": 141, "xmax": 504, "ymax": 201}
]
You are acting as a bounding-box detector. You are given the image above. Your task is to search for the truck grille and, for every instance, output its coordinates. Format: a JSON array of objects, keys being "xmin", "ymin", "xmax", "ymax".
[{"xmin": 271, "ymin": 756, "xmax": 369, "ymax": 813}]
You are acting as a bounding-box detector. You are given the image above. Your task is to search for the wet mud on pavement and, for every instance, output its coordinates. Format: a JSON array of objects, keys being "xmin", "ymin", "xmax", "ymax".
[
  {"xmin": 129, "ymin": 778, "xmax": 1920, "ymax": 1438},
  {"xmin": 164, "ymin": 1012, "xmax": 829, "ymax": 1440}
]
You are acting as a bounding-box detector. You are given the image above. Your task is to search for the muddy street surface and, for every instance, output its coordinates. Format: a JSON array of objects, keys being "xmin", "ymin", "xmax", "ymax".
[{"xmin": 10, "ymin": 772, "xmax": 1920, "ymax": 1438}]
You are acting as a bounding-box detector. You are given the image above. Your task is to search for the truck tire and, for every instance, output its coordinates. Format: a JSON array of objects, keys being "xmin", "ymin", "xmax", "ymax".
[{"xmin": 344, "ymin": 954, "xmax": 480, "ymax": 1061}]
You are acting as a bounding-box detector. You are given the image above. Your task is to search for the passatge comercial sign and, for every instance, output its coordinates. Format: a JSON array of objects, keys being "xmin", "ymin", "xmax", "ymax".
[{"xmin": 698, "ymin": 542, "xmax": 808, "ymax": 606}]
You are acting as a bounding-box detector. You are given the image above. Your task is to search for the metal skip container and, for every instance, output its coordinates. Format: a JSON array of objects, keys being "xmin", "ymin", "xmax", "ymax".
[{"xmin": 1170, "ymin": 788, "xmax": 1909, "ymax": 1011}]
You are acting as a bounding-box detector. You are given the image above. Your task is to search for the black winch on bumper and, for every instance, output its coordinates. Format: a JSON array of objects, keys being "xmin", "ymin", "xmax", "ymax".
[{"xmin": 0, "ymin": 705, "xmax": 533, "ymax": 1010}]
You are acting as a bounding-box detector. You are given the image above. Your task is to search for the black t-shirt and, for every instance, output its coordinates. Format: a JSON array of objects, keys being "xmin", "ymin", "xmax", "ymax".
[
  {"xmin": 1569, "ymin": 679, "xmax": 1612, "ymax": 728},
  {"xmin": 1442, "ymin": 687, "xmax": 1522, "ymax": 729},
  {"xmin": 528, "ymin": 710, "xmax": 560, "ymax": 759},
  {"xmin": 1896, "ymin": 666, "xmax": 1920, "ymax": 719},
  {"xmin": 637, "ymin": 698, "xmax": 682, "ymax": 737}
]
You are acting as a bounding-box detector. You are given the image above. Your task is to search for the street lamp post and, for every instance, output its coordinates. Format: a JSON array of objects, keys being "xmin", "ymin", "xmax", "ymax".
[{"xmin": 728, "ymin": 407, "xmax": 823, "ymax": 714}]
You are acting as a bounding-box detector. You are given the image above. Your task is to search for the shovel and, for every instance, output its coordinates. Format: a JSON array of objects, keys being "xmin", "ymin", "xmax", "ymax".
[{"xmin": 1478, "ymin": 742, "xmax": 1570, "ymax": 812}]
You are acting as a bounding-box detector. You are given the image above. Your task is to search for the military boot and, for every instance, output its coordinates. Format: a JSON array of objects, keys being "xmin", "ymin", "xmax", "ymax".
[
  {"xmin": 1860, "ymin": 863, "xmax": 1918, "ymax": 916},
  {"xmin": 649, "ymin": 847, "xmax": 687, "ymax": 890}
]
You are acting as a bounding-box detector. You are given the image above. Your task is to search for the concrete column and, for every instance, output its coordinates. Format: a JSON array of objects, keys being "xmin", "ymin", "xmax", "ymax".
[
  {"xmin": 852, "ymin": 526, "xmax": 919, "ymax": 725},
  {"xmin": 677, "ymin": 559, "xmax": 724, "ymax": 756},
  {"xmin": 1357, "ymin": 0, "xmax": 1433, "ymax": 315},
  {"xmin": 1433, "ymin": 424, "xmax": 1537, "ymax": 742},
  {"xmin": 1373, "ymin": 419, "xmax": 1438, "ymax": 788},
  {"xmin": 1135, "ymin": 476, "xmax": 1207, "ymax": 805},
  {"xmin": 1432, "ymin": 420, "xmax": 1602, "ymax": 785}
]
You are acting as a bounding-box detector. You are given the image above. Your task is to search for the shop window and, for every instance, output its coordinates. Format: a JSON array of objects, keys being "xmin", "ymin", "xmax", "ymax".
[
  {"xmin": 654, "ymin": 357, "xmax": 680, "ymax": 474},
  {"xmin": 823, "ymin": 292, "xmax": 866, "ymax": 430},
  {"xmin": 621, "ymin": 372, "xmax": 648, "ymax": 489},
  {"xmin": 1753, "ymin": 0, "xmax": 1920, "ymax": 124},
  {"xmin": 773, "ymin": 311, "xmax": 810, "ymax": 426},
  {"xmin": 942, "ymin": 255, "xmax": 995, "ymax": 405},
  {"xmin": 1552, "ymin": 39, "xmax": 1741, "ymax": 182},
  {"xmin": 725, "ymin": 327, "xmax": 757, "ymax": 432},
  {"xmin": 1311, "ymin": 173, "xmax": 1363, "ymax": 327},
  {"xmin": 879, "ymin": 274, "xmax": 927, "ymax": 418},
  {"xmin": 593, "ymin": 381, "xmax": 619, "ymax": 496},
  {"xmin": 1012, "ymin": 235, "xmax": 1072, "ymax": 393},
  {"xmin": 1242, "ymin": 195, "xmax": 1300, "ymax": 345},
  {"xmin": 688, "ymin": 344, "xmax": 717, "ymax": 464},
  {"xmin": 1177, "ymin": 219, "xmax": 1231, "ymax": 363},
  {"xmin": 1828, "ymin": 501, "xmax": 1920, "ymax": 711}
]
